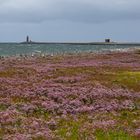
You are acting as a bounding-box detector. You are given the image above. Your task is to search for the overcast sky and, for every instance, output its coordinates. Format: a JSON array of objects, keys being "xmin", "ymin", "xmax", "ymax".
[{"xmin": 0, "ymin": 0, "xmax": 140, "ymax": 42}]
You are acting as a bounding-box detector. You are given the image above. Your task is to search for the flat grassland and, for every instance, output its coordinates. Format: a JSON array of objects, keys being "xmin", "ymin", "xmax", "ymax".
[{"xmin": 0, "ymin": 50, "xmax": 140, "ymax": 139}]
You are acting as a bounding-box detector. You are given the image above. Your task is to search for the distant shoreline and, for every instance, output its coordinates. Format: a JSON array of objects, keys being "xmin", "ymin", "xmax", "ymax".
[
  {"xmin": 0, "ymin": 41, "xmax": 140, "ymax": 46},
  {"xmin": 20, "ymin": 41, "xmax": 140, "ymax": 46}
]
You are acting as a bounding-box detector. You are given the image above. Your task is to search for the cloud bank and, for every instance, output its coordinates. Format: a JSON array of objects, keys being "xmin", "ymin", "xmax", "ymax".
[
  {"xmin": 0, "ymin": 0, "xmax": 140, "ymax": 42},
  {"xmin": 0, "ymin": 0, "xmax": 140, "ymax": 23}
]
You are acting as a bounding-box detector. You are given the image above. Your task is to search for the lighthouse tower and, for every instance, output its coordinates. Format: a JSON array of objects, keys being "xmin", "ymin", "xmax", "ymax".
[{"xmin": 26, "ymin": 36, "xmax": 29, "ymax": 43}]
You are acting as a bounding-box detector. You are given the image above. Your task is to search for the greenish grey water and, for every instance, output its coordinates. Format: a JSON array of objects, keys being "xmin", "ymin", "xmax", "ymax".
[{"xmin": 0, "ymin": 43, "xmax": 140, "ymax": 56}]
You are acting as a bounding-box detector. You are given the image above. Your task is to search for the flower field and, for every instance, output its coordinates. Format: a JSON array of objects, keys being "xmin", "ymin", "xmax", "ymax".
[{"xmin": 0, "ymin": 51, "xmax": 140, "ymax": 139}]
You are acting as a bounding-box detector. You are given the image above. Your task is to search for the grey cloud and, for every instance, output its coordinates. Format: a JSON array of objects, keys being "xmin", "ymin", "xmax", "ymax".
[
  {"xmin": 0, "ymin": 0, "xmax": 140, "ymax": 42},
  {"xmin": 0, "ymin": 0, "xmax": 140, "ymax": 23}
]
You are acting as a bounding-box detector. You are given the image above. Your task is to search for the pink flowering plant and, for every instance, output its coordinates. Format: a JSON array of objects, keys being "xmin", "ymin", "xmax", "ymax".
[{"xmin": 0, "ymin": 51, "xmax": 140, "ymax": 139}]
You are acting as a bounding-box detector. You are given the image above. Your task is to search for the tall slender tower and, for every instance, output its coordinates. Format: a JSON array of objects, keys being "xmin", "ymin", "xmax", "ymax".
[{"xmin": 26, "ymin": 36, "xmax": 29, "ymax": 43}]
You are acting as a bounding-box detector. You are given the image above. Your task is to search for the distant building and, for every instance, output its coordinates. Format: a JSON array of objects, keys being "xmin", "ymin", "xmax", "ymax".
[{"xmin": 105, "ymin": 39, "xmax": 110, "ymax": 43}]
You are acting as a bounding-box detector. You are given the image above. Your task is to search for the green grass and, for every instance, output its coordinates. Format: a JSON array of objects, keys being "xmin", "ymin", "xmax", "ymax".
[
  {"xmin": 118, "ymin": 110, "xmax": 140, "ymax": 129},
  {"xmin": 32, "ymin": 108, "xmax": 50, "ymax": 119},
  {"xmin": 56, "ymin": 117, "xmax": 137, "ymax": 140},
  {"xmin": 0, "ymin": 67, "xmax": 36, "ymax": 78},
  {"xmin": 57, "ymin": 118, "xmax": 81, "ymax": 140},
  {"xmin": 95, "ymin": 129, "xmax": 136, "ymax": 140},
  {"xmin": 12, "ymin": 97, "xmax": 31, "ymax": 103},
  {"xmin": 114, "ymin": 71, "xmax": 140, "ymax": 91},
  {"xmin": 0, "ymin": 104, "xmax": 9, "ymax": 111},
  {"xmin": 52, "ymin": 66, "xmax": 140, "ymax": 91}
]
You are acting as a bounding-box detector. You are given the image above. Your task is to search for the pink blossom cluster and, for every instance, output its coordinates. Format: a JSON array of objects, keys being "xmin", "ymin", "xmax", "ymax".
[{"xmin": 0, "ymin": 51, "xmax": 140, "ymax": 138}]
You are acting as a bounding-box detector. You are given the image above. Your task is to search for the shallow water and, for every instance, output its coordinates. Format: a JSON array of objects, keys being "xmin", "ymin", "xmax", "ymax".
[{"xmin": 0, "ymin": 43, "xmax": 140, "ymax": 56}]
